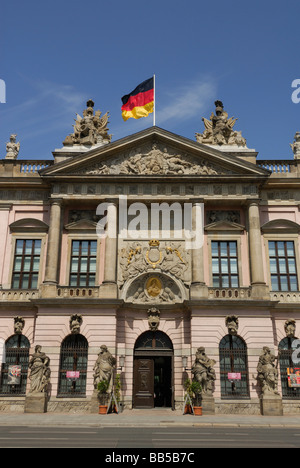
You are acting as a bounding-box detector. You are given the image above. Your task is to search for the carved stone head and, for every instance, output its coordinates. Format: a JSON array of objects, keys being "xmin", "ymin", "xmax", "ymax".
[
  {"xmin": 69, "ymin": 314, "xmax": 83, "ymax": 335},
  {"xmin": 226, "ymin": 315, "xmax": 239, "ymax": 336},
  {"xmin": 147, "ymin": 307, "xmax": 160, "ymax": 331},
  {"xmin": 14, "ymin": 316, "xmax": 25, "ymax": 335},
  {"xmin": 285, "ymin": 319, "xmax": 296, "ymax": 339}
]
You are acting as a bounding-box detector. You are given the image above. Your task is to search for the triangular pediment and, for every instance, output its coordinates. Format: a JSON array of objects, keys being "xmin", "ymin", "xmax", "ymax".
[
  {"xmin": 41, "ymin": 127, "xmax": 270, "ymax": 179},
  {"xmin": 205, "ymin": 220, "xmax": 246, "ymax": 231}
]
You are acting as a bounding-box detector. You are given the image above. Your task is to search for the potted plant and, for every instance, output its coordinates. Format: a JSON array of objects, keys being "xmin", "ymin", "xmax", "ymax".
[
  {"xmin": 190, "ymin": 381, "xmax": 202, "ymax": 416},
  {"xmin": 97, "ymin": 379, "xmax": 110, "ymax": 414}
]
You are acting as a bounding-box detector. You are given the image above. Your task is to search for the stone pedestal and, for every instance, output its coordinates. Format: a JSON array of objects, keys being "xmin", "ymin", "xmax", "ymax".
[
  {"xmin": 24, "ymin": 393, "xmax": 48, "ymax": 413},
  {"xmin": 260, "ymin": 395, "xmax": 283, "ymax": 416},
  {"xmin": 90, "ymin": 391, "xmax": 100, "ymax": 414},
  {"xmin": 201, "ymin": 395, "xmax": 215, "ymax": 415}
]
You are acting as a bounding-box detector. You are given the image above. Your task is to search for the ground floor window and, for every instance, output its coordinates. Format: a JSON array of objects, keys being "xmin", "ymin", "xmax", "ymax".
[
  {"xmin": 57, "ymin": 334, "xmax": 88, "ymax": 397},
  {"xmin": 219, "ymin": 334, "xmax": 250, "ymax": 399},
  {"xmin": 0, "ymin": 335, "xmax": 30, "ymax": 396}
]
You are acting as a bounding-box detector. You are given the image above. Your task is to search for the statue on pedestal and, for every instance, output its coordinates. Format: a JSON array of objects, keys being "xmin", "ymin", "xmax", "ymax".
[
  {"xmin": 256, "ymin": 347, "xmax": 280, "ymax": 397},
  {"xmin": 5, "ymin": 134, "xmax": 20, "ymax": 160},
  {"xmin": 93, "ymin": 345, "xmax": 116, "ymax": 394},
  {"xmin": 191, "ymin": 347, "xmax": 216, "ymax": 396},
  {"xmin": 63, "ymin": 100, "xmax": 112, "ymax": 147},
  {"xmin": 196, "ymin": 101, "xmax": 247, "ymax": 147},
  {"xmin": 291, "ymin": 132, "xmax": 300, "ymax": 159},
  {"xmin": 28, "ymin": 345, "xmax": 51, "ymax": 394}
]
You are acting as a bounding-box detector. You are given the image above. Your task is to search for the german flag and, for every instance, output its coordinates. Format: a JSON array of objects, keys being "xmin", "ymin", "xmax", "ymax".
[{"xmin": 121, "ymin": 77, "xmax": 154, "ymax": 121}]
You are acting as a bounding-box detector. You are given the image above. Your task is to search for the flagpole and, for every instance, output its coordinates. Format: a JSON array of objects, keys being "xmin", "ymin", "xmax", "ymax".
[{"xmin": 153, "ymin": 74, "xmax": 156, "ymax": 127}]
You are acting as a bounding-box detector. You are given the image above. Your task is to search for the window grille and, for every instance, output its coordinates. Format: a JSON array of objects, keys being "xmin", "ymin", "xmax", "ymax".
[
  {"xmin": 219, "ymin": 335, "xmax": 250, "ymax": 399},
  {"xmin": 0, "ymin": 335, "xmax": 30, "ymax": 396},
  {"xmin": 57, "ymin": 334, "xmax": 88, "ymax": 397},
  {"xmin": 279, "ymin": 337, "xmax": 300, "ymax": 399}
]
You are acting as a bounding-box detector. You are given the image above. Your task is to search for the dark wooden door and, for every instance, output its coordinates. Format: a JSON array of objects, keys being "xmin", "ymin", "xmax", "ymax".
[{"xmin": 133, "ymin": 358, "xmax": 154, "ymax": 408}]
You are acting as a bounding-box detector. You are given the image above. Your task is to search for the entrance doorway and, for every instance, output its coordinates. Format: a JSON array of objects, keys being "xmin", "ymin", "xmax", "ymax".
[{"xmin": 133, "ymin": 331, "xmax": 174, "ymax": 409}]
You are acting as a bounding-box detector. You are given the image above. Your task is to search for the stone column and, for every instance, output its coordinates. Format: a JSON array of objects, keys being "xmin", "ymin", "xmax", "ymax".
[
  {"xmin": 99, "ymin": 201, "xmax": 118, "ymax": 299},
  {"xmin": 190, "ymin": 201, "xmax": 208, "ymax": 299},
  {"xmin": 248, "ymin": 201, "xmax": 269, "ymax": 299},
  {"xmin": 41, "ymin": 199, "xmax": 62, "ymax": 298}
]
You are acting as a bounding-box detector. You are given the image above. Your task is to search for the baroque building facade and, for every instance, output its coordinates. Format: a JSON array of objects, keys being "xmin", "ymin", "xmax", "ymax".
[{"xmin": 1, "ymin": 99, "xmax": 300, "ymax": 414}]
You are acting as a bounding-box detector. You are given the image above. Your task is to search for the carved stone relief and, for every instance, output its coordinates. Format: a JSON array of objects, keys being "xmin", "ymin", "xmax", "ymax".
[
  {"xmin": 206, "ymin": 210, "xmax": 241, "ymax": 225},
  {"xmin": 69, "ymin": 314, "xmax": 83, "ymax": 335},
  {"xmin": 74, "ymin": 141, "xmax": 234, "ymax": 176},
  {"xmin": 147, "ymin": 308, "xmax": 161, "ymax": 331},
  {"xmin": 124, "ymin": 273, "xmax": 184, "ymax": 304},
  {"xmin": 118, "ymin": 240, "xmax": 190, "ymax": 286},
  {"xmin": 14, "ymin": 316, "xmax": 25, "ymax": 335},
  {"xmin": 226, "ymin": 316, "xmax": 239, "ymax": 336},
  {"xmin": 285, "ymin": 319, "xmax": 296, "ymax": 338}
]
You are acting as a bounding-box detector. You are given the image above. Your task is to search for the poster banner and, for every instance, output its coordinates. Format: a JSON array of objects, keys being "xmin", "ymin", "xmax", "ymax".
[
  {"xmin": 66, "ymin": 371, "xmax": 80, "ymax": 381},
  {"xmin": 7, "ymin": 365, "xmax": 21, "ymax": 385},
  {"xmin": 228, "ymin": 373, "xmax": 241, "ymax": 380},
  {"xmin": 287, "ymin": 368, "xmax": 300, "ymax": 387}
]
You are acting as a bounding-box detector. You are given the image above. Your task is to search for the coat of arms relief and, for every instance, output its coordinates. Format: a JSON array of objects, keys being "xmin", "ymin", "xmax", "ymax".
[
  {"xmin": 119, "ymin": 240, "xmax": 190, "ymax": 304},
  {"xmin": 75, "ymin": 142, "xmax": 233, "ymax": 176}
]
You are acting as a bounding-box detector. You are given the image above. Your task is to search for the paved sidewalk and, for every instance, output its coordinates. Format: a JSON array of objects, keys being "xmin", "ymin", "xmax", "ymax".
[{"xmin": 0, "ymin": 409, "xmax": 300, "ymax": 428}]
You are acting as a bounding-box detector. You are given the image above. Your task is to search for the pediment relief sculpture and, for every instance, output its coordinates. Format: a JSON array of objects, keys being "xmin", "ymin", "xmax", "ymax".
[
  {"xmin": 74, "ymin": 142, "xmax": 234, "ymax": 176},
  {"xmin": 119, "ymin": 240, "xmax": 191, "ymax": 286},
  {"xmin": 196, "ymin": 100, "xmax": 247, "ymax": 147}
]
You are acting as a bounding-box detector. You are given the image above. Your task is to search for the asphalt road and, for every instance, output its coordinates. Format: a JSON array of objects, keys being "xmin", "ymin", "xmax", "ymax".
[{"xmin": 0, "ymin": 426, "xmax": 300, "ymax": 449}]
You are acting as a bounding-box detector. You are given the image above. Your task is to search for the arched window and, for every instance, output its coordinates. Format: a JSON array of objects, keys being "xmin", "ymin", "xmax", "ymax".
[
  {"xmin": 219, "ymin": 335, "xmax": 250, "ymax": 399},
  {"xmin": 135, "ymin": 331, "xmax": 174, "ymax": 352},
  {"xmin": 57, "ymin": 334, "xmax": 88, "ymax": 397},
  {"xmin": 279, "ymin": 337, "xmax": 300, "ymax": 399},
  {"xmin": 0, "ymin": 334, "xmax": 30, "ymax": 396}
]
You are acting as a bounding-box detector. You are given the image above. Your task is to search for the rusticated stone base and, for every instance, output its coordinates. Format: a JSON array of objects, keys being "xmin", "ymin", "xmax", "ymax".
[
  {"xmin": 24, "ymin": 393, "xmax": 48, "ymax": 413},
  {"xmin": 215, "ymin": 400, "xmax": 261, "ymax": 415}
]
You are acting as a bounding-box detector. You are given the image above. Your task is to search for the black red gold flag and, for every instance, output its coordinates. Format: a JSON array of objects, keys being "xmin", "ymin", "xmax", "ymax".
[{"xmin": 121, "ymin": 77, "xmax": 154, "ymax": 121}]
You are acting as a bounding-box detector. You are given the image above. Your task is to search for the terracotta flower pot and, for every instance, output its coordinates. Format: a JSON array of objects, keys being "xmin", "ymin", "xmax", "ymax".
[
  {"xmin": 99, "ymin": 405, "xmax": 108, "ymax": 415},
  {"xmin": 194, "ymin": 406, "xmax": 202, "ymax": 416}
]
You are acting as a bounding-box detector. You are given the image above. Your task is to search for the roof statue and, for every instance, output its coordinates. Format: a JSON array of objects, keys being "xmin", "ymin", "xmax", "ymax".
[
  {"xmin": 63, "ymin": 99, "xmax": 112, "ymax": 148},
  {"xmin": 196, "ymin": 100, "xmax": 247, "ymax": 147},
  {"xmin": 5, "ymin": 134, "xmax": 20, "ymax": 160},
  {"xmin": 290, "ymin": 132, "xmax": 300, "ymax": 159}
]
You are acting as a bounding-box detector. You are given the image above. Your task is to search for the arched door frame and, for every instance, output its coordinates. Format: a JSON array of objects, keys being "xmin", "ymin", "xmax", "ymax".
[{"xmin": 133, "ymin": 330, "xmax": 174, "ymax": 410}]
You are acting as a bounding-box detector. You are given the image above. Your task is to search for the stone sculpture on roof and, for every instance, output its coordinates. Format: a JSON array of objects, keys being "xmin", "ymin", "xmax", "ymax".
[
  {"xmin": 63, "ymin": 99, "xmax": 112, "ymax": 147},
  {"xmin": 196, "ymin": 100, "xmax": 247, "ymax": 147},
  {"xmin": 5, "ymin": 134, "xmax": 20, "ymax": 160},
  {"xmin": 291, "ymin": 132, "xmax": 300, "ymax": 159}
]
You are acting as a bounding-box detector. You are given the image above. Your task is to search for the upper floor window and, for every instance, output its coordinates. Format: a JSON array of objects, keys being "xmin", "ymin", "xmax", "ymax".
[
  {"xmin": 211, "ymin": 241, "xmax": 239, "ymax": 288},
  {"xmin": 70, "ymin": 240, "xmax": 97, "ymax": 287},
  {"xmin": 12, "ymin": 239, "xmax": 41, "ymax": 289},
  {"xmin": 268, "ymin": 241, "xmax": 298, "ymax": 291}
]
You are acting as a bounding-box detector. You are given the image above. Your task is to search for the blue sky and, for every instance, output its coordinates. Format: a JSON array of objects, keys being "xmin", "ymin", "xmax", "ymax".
[{"xmin": 0, "ymin": 0, "xmax": 299, "ymax": 161}]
